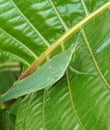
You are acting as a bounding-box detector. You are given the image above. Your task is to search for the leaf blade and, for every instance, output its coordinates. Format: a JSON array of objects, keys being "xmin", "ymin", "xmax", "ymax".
[{"xmin": 15, "ymin": 6, "xmax": 110, "ymax": 130}]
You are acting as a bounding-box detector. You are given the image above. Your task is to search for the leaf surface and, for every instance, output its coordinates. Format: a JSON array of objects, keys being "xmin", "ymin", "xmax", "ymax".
[
  {"xmin": 16, "ymin": 2, "xmax": 110, "ymax": 130},
  {"xmin": 0, "ymin": 0, "xmax": 110, "ymax": 130}
]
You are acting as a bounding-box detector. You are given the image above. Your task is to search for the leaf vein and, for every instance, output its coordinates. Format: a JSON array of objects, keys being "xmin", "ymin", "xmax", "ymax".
[
  {"xmin": 0, "ymin": 28, "xmax": 37, "ymax": 59},
  {"xmin": 42, "ymin": 89, "xmax": 46, "ymax": 130},
  {"xmin": 81, "ymin": 29, "xmax": 110, "ymax": 89},
  {"xmin": 66, "ymin": 70, "xmax": 87, "ymax": 130},
  {"xmin": 11, "ymin": 0, "xmax": 50, "ymax": 47},
  {"xmin": 81, "ymin": 0, "xmax": 110, "ymax": 89},
  {"xmin": 81, "ymin": 0, "xmax": 89, "ymax": 16},
  {"xmin": 0, "ymin": 48, "xmax": 30, "ymax": 66},
  {"xmin": 49, "ymin": 0, "xmax": 69, "ymax": 31}
]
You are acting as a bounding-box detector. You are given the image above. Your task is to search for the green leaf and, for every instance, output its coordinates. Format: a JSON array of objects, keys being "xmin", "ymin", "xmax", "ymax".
[
  {"xmin": 0, "ymin": 109, "xmax": 15, "ymax": 130},
  {"xmin": 0, "ymin": 44, "xmax": 77, "ymax": 102},
  {"xmin": 0, "ymin": 0, "xmax": 50, "ymax": 66},
  {"xmin": 0, "ymin": 55, "xmax": 20, "ymax": 95},
  {"xmin": 0, "ymin": 0, "xmax": 110, "ymax": 130},
  {"xmin": 15, "ymin": 2, "xmax": 110, "ymax": 130}
]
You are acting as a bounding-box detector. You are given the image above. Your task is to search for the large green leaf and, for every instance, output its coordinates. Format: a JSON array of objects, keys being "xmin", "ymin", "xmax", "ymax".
[{"xmin": 0, "ymin": 0, "xmax": 110, "ymax": 130}]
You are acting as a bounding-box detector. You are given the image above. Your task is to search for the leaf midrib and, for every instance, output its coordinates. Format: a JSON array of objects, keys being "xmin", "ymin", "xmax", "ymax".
[
  {"xmin": 13, "ymin": 1, "xmax": 110, "ymax": 129},
  {"xmin": 20, "ymin": 1, "xmax": 110, "ymax": 80}
]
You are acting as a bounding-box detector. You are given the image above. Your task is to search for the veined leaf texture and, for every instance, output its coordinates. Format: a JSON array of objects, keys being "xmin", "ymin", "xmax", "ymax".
[{"xmin": 0, "ymin": 0, "xmax": 110, "ymax": 130}]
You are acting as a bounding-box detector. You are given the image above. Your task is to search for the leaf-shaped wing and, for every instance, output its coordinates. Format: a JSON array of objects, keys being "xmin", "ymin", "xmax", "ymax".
[{"xmin": 0, "ymin": 44, "xmax": 77, "ymax": 101}]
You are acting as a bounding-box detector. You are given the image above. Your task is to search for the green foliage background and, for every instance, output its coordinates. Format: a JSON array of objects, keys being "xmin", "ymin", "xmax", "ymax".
[{"xmin": 0, "ymin": 0, "xmax": 110, "ymax": 130}]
